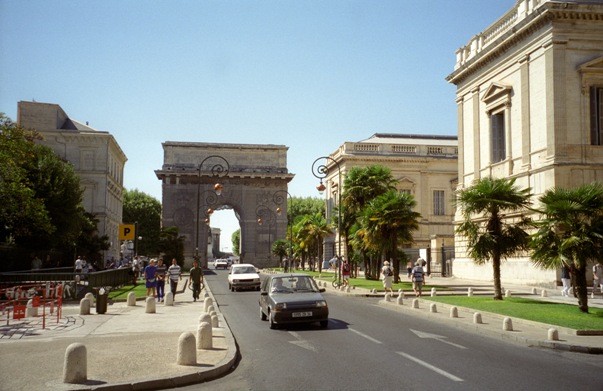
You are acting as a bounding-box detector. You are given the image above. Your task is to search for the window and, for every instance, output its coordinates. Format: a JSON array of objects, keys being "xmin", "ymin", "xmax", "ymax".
[
  {"xmin": 591, "ymin": 86, "xmax": 603, "ymax": 145},
  {"xmin": 491, "ymin": 112, "xmax": 505, "ymax": 163},
  {"xmin": 400, "ymin": 189, "xmax": 412, "ymax": 195},
  {"xmin": 433, "ymin": 190, "xmax": 445, "ymax": 215}
]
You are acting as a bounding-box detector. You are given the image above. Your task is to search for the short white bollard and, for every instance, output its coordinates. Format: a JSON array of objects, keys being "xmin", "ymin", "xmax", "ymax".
[
  {"xmin": 412, "ymin": 299, "xmax": 419, "ymax": 309},
  {"xmin": 26, "ymin": 299, "xmax": 38, "ymax": 317},
  {"xmin": 211, "ymin": 314, "xmax": 219, "ymax": 327},
  {"xmin": 531, "ymin": 287, "xmax": 537, "ymax": 294},
  {"xmin": 145, "ymin": 296, "xmax": 156, "ymax": 313},
  {"xmin": 385, "ymin": 293, "xmax": 391, "ymax": 302},
  {"xmin": 177, "ymin": 332, "xmax": 197, "ymax": 366},
  {"xmin": 396, "ymin": 295, "xmax": 403, "ymax": 305},
  {"xmin": 345, "ymin": 285, "xmax": 351, "ymax": 293},
  {"xmin": 450, "ymin": 306, "xmax": 458, "ymax": 318},
  {"xmin": 548, "ymin": 328, "xmax": 559, "ymax": 341},
  {"xmin": 399, "ymin": 291, "xmax": 405, "ymax": 299},
  {"xmin": 203, "ymin": 297, "xmax": 213, "ymax": 312},
  {"xmin": 503, "ymin": 317, "xmax": 513, "ymax": 331},
  {"xmin": 79, "ymin": 298, "xmax": 91, "ymax": 315},
  {"xmin": 63, "ymin": 343, "xmax": 87, "ymax": 384},
  {"xmin": 197, "ymin": 321, "xmax": 213, "ymax": 349},
  {"xmin": 541, "ymin": 290, "xmax": 548, "ymax": 298},
  {"xmin": 199, "ymin": 313, "xmax": 211, "ymax": 325},
  {"xmin": 430, "ymin": 288, "xmax": 437, "ymax": 297},
  {"xmin": 127, "ymin": 292, "xmax": 137, "ymax": 306},
  {"xmin": 473, "ymin": 312, "xmax": 483, "ymax": 324},
  {"xmin": 207, "ymin": 305, "xmax": 215, "ymax": 314},
  {"xmin": 467, "ymin": 287, "xmax": 473, "ymax": 297},
  {"xmin": 505, "ymin": 290, "xmax": 512, "ymax": 297},
  {"xmin": 430, "ymin": 303, "xmax": 437, "ymax": 313},
  {"xmin": 165, "ymin": 291, "xmax": 174, "ymax": 306},
  {"xmin": 372, "ymin": 288, "xmax": 377, "ymax": 294},
  {"xmin": 84, "ymin": 292, "xmax": 95, "ymax": 305}
]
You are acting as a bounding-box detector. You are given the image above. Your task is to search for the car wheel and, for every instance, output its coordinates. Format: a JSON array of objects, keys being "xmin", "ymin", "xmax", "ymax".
[
  {"xmin": 269, "ymin": 311, "xmax": 277, "ymax": 329},
  {"xmin": 320, "ymin": 320, "xmax": 329, "ymax": 328},
  {"xmin": 260, "ymin": 307, "xmax": 267, "ymax": 321}
]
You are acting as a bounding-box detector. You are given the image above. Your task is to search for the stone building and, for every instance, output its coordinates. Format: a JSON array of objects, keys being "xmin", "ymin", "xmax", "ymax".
[
  {"xmin": 447, "ymin": 0, "xmax": 603, "ymax": 285},
  {"xmin": 319, "ymin": 133, "xmax": 458, "ymax": 273},
  {"xmin": 17, "ymin": 101, "xmax": 127, "ymax": 262}
]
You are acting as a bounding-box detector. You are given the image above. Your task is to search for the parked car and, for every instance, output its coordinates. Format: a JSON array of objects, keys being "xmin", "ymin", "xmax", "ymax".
[
  {"xmin": 259, "ymin": 273, "xmax": 329, "ymax": 329},
  {"xmin": 214, "ymin": 259, "xmax": 229, "ymax": 269},
  {"xmin": 228, "ymin": 263, "xmax": 261, "ymax": 291}
]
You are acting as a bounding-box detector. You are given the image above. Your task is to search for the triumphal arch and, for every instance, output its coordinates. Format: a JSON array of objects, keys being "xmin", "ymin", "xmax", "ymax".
[{"xmin": 155, "ymin": 142, "xmax": 294, "ymax": 269}]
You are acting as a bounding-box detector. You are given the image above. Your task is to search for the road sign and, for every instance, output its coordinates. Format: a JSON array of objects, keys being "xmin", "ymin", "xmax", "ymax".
[{"xmin": 119, "ymin": 224, "xmax": 135, "ymax": 240}]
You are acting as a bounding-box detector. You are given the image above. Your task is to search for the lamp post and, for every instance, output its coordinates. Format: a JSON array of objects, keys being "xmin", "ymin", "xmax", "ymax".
[
  {"xmin": 256, "ymin": 205, "xmax": 277, "ymax": 266},
  {"xmin": 195, "ymin": 156, "xmax": 229, "ymax": 266},
  {"xmin": 273, "ymin": 190, "xmax": 294, "ymax": 271},
  {"xmin": 312, "ymin": 156, "xmax": 342, "ymax": 285}
]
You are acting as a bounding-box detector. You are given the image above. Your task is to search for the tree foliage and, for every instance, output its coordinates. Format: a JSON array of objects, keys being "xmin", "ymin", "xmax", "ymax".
[
  {"xmin": 158, "ymin": 226, "xmax": 185, "ymax": 266},
  {"xmin": 123, "ymin": 189, "xmax": 161, "ymax": 257}
]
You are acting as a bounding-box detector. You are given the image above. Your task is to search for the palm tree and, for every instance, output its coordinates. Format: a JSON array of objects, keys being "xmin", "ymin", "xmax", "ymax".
[
  {"xmin": 529, "ymin": 182, "xmax": 603, "ymax": 313},
  {"xmin": 359, "ymin": 190, "xmax": 420, "ymax": 283},
  {"xmin": 455, "ymin": 177, "xmax": 532, "ymax": 300},
  {"xmin": 296, "ymin": 213, "xmax": 332, "ymax": 271}
]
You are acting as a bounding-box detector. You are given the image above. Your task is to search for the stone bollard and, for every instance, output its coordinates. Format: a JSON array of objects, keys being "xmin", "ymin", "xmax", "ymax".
[
  {"xmin": 450, "ymin": 306, "xmax": 458, "ymax": 318},
  {"xmin": 127, "ymin": 292, "xmax": 137, "ymax": 306},
  {"xmin": 385, "ymin": 293, "xmax": 391, "ymax": 302},
  {"xmin": 412, "ymin": 299, "xmax": 419, "ymax": 309},
  {"xmin": 371, "ymin": 288, "xmax": 377, "ymax": 294},
  {"xmin": 473, "ymin": 312, "xmax": 483, "ymax": 324},
  {"xmin": 467, "ymin": 287, "xmax": 473, "ymax": 297},
  {"xmin": 207, "ymin": 305, "xmax": 215, "ymax": 314},
  {"xmin": 203, "ymin": 297, "xmax": 213, "ymax": 312},
  {"xmin": 505, "ymin": 290, "xmax": 512, "ymax": 297},
  {"xmin": 197, "ymin": 322, "xmax": 213, "ymax": 349},
  {"xmin": 84, "ymin": 292, "xmax": 95, "ymax": 305},
  {"xmin": 592, "ymin": 292, "xmax": 596, "ymax": 299},
  {"xmin": 145, "ymin": 297, "xmax": 156, "ymax": 313},
  {"xmin": 430, "ymin": 288, "xmax": 437, "ymax": 297},
  {"xmin": 79, "ymin": 298, "xmax": 91, "ymax": 315},
  {"xmin": 548, "ymin": 328, "xmax": 559, "ymax": 341},
  {"xmin": 541, "ymin": 290, "xmax": 548, "ymax": 298},
  {"xmin": 177, "ymin": 332, "xmax": 197, "ymax": 366},
  {"xmin": 26, "ymin": 299, "xmax": 38, "ymax": 318},
  {"xmin": 398, "ymin": 288, "xmax": 403, "ymax": 294},
  {"xmin": 63, "ymin": 343, "xmax": 87, "ymax": 384},
  {"xmin": 399, "ymin": 291, "xmax": 405, "ymax": 299},
  {"xmin": 430, "ymin": 303, "xmax": 437, "ymax": 313},
  {"xmin": 345, "ymin": 286, "xmax": 351, "ymax": 293},
  {"xmin": 199, "ymin": 313, "xmax": 211, "ymax": 325},
  {"xmin": 211, "ymin": 314, "xmax": 219, "ymax": 327},
  {"xmin": 165, "ymin": 291, "xmax": 174, "ymax": 306},
  {"xmin": 396, "ymin": 295, "xmax": 403, "ymax": 305},
  {"xmin": 531, "ymin": 287, "xmax": 537, "ymax": 294},
  {"xmin": 503, "ymin": 317, "xmax": 513, "ymax": 331}
]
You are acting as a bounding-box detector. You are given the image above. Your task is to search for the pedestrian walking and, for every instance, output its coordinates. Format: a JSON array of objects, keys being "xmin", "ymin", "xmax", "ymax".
[
  {"xmin": 156, "ymin": 258, "xmax": 166, "ymax": 302},
  {"xmin": 144, "ymin": 259, "xmax": 158, "ymax": 298},
  {"xmin": 189, "ymin": 260, "xmax": 203, "ymax": 302},
  {"xmin": 168, "ymin": 258, "xmax": 182, "ymax": 300},
  {"xmin": 593, "ymin": 262, "xmax": 603, "ymax": 294},
  {"xmin": 341, "ymin": 259, "xmax": 351, "ymax": 286},
  {"xmin": 411, "ymin": 261, "xmax": 425, "ymax": 297},
  {"xmin": 561, "ymin": 264, "xmax": 571, "ymax": 297},
  {"xmin": 381, "ymin": 261, "xmax": 394, "ymax": 294}
]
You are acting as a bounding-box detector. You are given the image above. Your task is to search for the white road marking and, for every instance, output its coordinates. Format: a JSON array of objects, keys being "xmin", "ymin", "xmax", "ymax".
[
  {"xmin": 349, "ymin": 328, "xmax": 383, "ymax": 344},
  {"xmin": 397, "ymin": 352, "xmax": 464, "ymax": 382},
  {"xmin": 410, "ymin": 329, "xmax": 468, "ymax": 349},
  {"xmin": 288, "ymin": 331, "xmax": 317, "ymax": 352}
]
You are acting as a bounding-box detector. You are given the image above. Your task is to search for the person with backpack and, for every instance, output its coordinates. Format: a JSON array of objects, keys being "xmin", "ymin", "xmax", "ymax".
[
  {"xmin": 341, "ymin": 259, "xmax": 351, "ymax": 287},
  {"xmin": 411, "ymin": 261, "xmax": 425, "ymax": 297},
  {"xmin": 381, "ymin": 261, "xmax": 394, "ymax": 294}
]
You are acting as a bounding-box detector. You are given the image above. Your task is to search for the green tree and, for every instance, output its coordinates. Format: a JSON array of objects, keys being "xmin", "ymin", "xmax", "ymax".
[
  {"xmin": 74, "ymin": 212, "xmax": 110, "ymax": 268},
  {"xmin": 296, "ymin": 212, "xmax": 332, "ymax": 271},
  {"xmin": 272, "ymin": 239, "xmax": 289, "ymax": 266},
  {"xmin": 359, "ymin": 190, "xmax": 420, "ymax": 283},
  {"xmin": 123, "ymin": 189, "xmax": 161, "ymax": 257},
  {"xmin": 158, "ymin": 226, "xmax": 185, "ymax": 266},
  {"xmin": 455, "ymin": 177, "xmax": 532, "ymax": 300},
  {"xmin": 529, "ymin": 182, "xmax": 603, "ymax": 313},
  {"xmin": 231, "ymin": 229, "xmax": 241, "ymax": 256}
]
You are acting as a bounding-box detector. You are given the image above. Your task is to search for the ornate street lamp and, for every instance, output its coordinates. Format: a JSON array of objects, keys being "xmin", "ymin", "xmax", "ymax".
[
  {"xmin": 195, "ymin": 156, "xmax": 229, "ymax": 265},
  {"xmin": 273, "ymin": 190, "xmax": 294, "ymax": 271},
  {"xmin": 312, "ymin": 156, "xmax": 342, "ymax": 285}
]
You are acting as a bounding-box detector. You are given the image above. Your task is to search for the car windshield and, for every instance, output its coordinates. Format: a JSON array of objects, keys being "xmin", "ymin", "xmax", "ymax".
[
  {"xmin": 234, "ymin": 266, "xmax": 256, "ymax": 274},
  {"xmin": 271, "ymin": 276, "xmax": 318, "ymax": 293}
]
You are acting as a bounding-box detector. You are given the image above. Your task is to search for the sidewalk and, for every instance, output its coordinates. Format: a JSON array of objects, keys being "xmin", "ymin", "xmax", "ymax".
[
  {"xmin": 320, "ymin": 275, "xmax": 603, "ymax": 354},
  {"xmin": 0, "ymin": 277, "xmax": 237, "ymax": 391}
]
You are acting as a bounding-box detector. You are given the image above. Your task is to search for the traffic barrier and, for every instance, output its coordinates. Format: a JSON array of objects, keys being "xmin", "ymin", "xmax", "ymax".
[
  {"xmin": 145, "ymin": 296, "xmax": 156, "ymax": 313},
  {"xmin": 450, "ymin": 306, "xmax": 458, "ymax": 318},
  {"xmin": 396, "ymin": 295, "xmax": 403, "ymax": 305},
  {"xmin": 384, "ymin": 293, "xmax": 391, "ymax": 302},
  {"xmin": 165, "ymin": 291, "xmax": 174, "ymax": 306},
  {"xmin": 197, "ymin": 322, "xmax": 212, "ymax": 349},
  {"xmin": 211, "ymin": 314, "xmax": 219, "ymax": 327},
  {"xmin": 199, "ymin": 313, "xmax": 211, "ymax": 325},
  {"xmin": 203, "ymin": 297, "xmax": 213, "ymax": 312},
  {"xmin": 430, "ymin": 303, "xmax": 437, "ymax": 313},
  {"xmin": 63, "ymin": 343, "xmax": 87, "ymax": 384},
  {"xmin": 79, "ymin": 298, "xmax": 91, "ymax": 315},
  {"xmin": 430, "ymin": 288, "xmax": 437, "ymax": 297},
  {"xmin": 412, "ymin": 299, "xmax": 419, "ymax": 308},
  {"xmin": 548, "ymin": 328, "xmax": 559, "ymax": 341},
  {"xmin": 473, "ymin": 312, "xmax": 483, "ymax": 324},
  {"xmin": 127, "ymin": 292, "xmax": 136, "ymax": 306},
  {"xmin": 503, "ymin": 317, "xmax": 513, "ymax": 331},
  {"xmin": 177, "ymin": 332, "xmax": 197, "ymax": 366}
]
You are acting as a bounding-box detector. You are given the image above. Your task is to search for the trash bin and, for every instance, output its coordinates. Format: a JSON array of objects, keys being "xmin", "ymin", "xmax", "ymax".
[{"xmin": 96, "ymin": 288, "xmax": 108, "ymax": 314}]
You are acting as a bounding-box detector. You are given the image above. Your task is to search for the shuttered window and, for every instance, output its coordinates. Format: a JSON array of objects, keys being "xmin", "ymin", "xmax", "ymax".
[
  {"xmin": 433, "ymin": 190, "xmax": 445, "ymax": 215},
  {"xmin": 591, "ymin": 86, "xmax": 603, "ymax": 146},
  {"xmin": 491, "ymin": 112, "xmax": 505, "ymax": 163}
]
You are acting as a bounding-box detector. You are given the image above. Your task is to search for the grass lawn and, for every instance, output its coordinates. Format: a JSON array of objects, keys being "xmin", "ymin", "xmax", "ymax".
[
  {"xmin": 421, "ymin": 296, "xmax": 603, "ymax": 330},
  {"xmin": 108, "ymin": 282, "xmax": 150, "ymax": 300}
]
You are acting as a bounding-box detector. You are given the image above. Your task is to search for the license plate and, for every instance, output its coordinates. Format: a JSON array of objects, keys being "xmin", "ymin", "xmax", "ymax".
[{"xmin": 292, "ymin": 311, "xmax": 312, "ymax": 317}]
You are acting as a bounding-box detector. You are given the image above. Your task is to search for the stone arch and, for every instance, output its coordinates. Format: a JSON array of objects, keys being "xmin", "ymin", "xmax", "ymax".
[{"xmin": 155, "ymin": 142, "xmax": 294, "ymax": 268}]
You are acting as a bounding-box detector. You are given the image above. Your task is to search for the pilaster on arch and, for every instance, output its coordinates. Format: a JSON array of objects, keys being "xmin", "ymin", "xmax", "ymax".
[{"xmin": 155, "ymin": 142, "xmax": 294, "ymax": 269}]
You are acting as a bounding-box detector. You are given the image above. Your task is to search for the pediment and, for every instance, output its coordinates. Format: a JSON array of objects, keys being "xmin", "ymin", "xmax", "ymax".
[
  {"xmin": 397, "ymin": 176, "xmax": 416, "ymax": 186},
  {"xmin": 579, "ymin": 56, "xmax": 603, "ymax": 74},
  {"xmin": 481, "ymin": 82, "xmax": 512, "ymax": 104}
]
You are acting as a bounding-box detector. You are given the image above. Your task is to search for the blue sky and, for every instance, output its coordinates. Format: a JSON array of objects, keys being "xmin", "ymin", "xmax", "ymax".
[{"xmin": 1, "ymin": 0, "xmax": 513, "ymax": 251}]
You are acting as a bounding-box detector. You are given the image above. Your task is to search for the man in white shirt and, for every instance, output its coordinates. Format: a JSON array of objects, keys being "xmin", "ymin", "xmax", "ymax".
[{"xmin": 168, "ymin": 258, "xmax": 182, "ymax": 300}]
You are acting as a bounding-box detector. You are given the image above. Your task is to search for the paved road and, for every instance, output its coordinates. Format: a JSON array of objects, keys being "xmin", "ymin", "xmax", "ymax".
[{"xmin": 177, "ymin": 270, "xmax": 603, "ymax": 391}]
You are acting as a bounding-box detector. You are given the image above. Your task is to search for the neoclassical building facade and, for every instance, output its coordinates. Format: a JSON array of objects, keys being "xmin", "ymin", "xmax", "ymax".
[
  {"xmin": 17, "ymin": 101, "xmax": 127, "ymax": 262},
  {"xmin": 319, "ymin": 133, "xmax": 458, "ymax": 272},
  {"xmin": 447, "ymin": 0, "xmax": 603, "ymax": 285}
]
